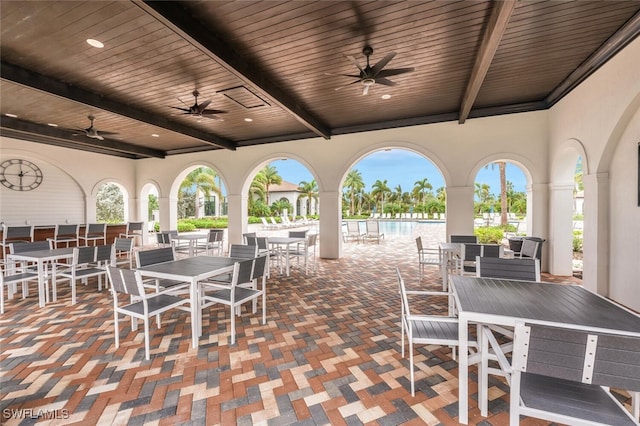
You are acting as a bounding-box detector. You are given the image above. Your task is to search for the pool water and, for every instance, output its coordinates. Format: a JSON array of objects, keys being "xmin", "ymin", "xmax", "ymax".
[{"xmin": 345, "ymin": 220, "xmax": 445, "ymax": 237}]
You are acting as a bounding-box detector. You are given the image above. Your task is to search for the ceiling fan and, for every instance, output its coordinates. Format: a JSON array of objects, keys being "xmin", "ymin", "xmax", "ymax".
[
  {"xmin": 329, "ymin": 45, "xmax": 415, "ymax": 95},
  {"xmin": 73, "ymin": 115, "xmax": 118, "ymax": 141},
  {"xmin": 171, "ymin": 90, "xmax": 226, "ymax": 120}
]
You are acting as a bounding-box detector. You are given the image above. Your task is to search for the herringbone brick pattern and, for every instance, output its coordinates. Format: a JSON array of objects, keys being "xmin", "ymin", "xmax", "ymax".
[{"xmin": 0, "ymin": 224, "xmax": 628, "ymax": 425}]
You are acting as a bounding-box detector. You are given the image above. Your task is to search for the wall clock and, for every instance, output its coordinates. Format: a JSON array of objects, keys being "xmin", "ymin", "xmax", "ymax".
[{"xmin": 0, "ymin": 159, "xmax": 43, "ymax": 191}]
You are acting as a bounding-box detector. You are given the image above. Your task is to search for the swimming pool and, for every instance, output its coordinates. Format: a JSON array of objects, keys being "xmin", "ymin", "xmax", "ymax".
[{"xmin": 345, "ymin": 220, "xmax": 445, "ymax": 236}]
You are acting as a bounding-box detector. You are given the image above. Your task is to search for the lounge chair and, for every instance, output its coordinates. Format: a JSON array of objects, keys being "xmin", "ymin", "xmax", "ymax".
[{"xmin": 364, "ymin": 220, "xmax": 384, "ymax": 243}]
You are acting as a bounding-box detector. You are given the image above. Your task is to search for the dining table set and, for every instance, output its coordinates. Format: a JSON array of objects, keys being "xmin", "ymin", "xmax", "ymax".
[{"xmin": 423, "ymin": 238, "xmax": 640, "ymax": 424}]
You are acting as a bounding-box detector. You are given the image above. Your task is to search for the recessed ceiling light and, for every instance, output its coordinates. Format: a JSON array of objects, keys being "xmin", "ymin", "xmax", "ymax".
[
  {"xmin": 86, "ymin": 38, "xmax": 104, "ymax": 48},
  {"xmin": 47, "ymin": 123, "xmax": 58, "ymax": 127},
  {"xmin": 151, "ymin": 133, "xmax": 159, "ymax": 137},
  {"xmin": 5, "ymin": 113, "xmax": 18, "ymax": 118},
  {"xmin": 244, "ymin": 118, "xmax": 253, "ymax": 122},
  {"xmin": 381, "ymin": 94, "xmax": 392, "ymax": 100}
]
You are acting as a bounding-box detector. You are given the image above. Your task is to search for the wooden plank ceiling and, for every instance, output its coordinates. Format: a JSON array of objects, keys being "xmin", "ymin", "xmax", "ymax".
[{"xmin": 1, "ymin": 1, "xmax": 639, "ymax": 159}]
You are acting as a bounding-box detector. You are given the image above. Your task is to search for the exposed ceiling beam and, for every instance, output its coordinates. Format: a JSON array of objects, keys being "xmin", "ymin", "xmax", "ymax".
[
  {"xmin": 0, "ymin": 116, "xmax": 166, "ymax": 159},
  {"xmin": 0, "ymin": 61, "xmax": 236, "ymax": 151},
  {"xmin": 137, "ymin": 0, "xmax": 332, "ymax": 140},
  {"xmin": 546, "ymin": 10, "xmax": 640, "ymax": 106},
  {"xmin": 458, "ymin": 0, "xmax": 516, "ymax": 124}
]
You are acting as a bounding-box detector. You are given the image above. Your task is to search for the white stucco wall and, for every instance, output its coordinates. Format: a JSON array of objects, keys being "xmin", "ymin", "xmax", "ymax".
[{"xmin": 549, "ymin": 36, "xmax": 640, "ymax": 310}]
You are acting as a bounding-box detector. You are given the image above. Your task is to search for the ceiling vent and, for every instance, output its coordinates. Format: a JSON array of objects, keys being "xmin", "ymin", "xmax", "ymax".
[{"xmin": 217, "ymin": 86, "xmax": 270, "ymax": 109}]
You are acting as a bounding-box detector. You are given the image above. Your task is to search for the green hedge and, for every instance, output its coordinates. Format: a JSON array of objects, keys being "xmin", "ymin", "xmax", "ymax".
[{"xmin": 474, "ymin": 226, "xmax": 505, "ymax": 244}]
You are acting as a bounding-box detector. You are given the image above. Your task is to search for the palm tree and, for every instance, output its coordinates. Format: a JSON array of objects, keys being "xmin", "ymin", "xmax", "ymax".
[
  {"xmin": 298, "ymin": 179, "xmax": 318, "ymax": 215},
  {"xmin": 371, "ymin": 179, "xmax": 391, "ymax": 214},
  {"xmin": 344, "ymin": 169, "xmax": 365, "ymax": 216},
  {"xmin": 180, "ymin": 167, "xmax": 221, "ymax": 218},
  {"xmin": 413, "ymin": 178, "xmax": 433, "ymax": 208},
  {"xmin": 262, "ymin": 165, "xmax": 282, "ymax": 205}
]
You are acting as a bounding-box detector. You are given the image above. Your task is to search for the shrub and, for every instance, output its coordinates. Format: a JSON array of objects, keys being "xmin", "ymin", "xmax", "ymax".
[
  {"xmin": 573, "ymin": 230, "xmax": 583, "ymax": 252},
  {"xmin": 474, "ymin": 226, "xmax": 505, "ymax": 244}
]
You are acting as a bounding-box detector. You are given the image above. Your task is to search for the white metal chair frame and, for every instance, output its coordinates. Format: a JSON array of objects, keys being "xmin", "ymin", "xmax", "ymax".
[
  {"xmin": 119, "ymin": 221, "xmax": 144, "ymax": 247},
  {"xmin": 79, "ymin": 223, "xmax": 107, "ymax": 246},
  {"xmin": 106, "ymin": 266, "xmax": 192, "ymax": 360}
]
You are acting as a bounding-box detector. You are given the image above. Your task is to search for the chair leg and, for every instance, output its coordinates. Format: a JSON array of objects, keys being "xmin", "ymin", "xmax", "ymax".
[
  {"xmin": 409, "ymin": 339, "xmax": 415, "ymax": 396},
  {"xmin": 114, "ymin": 310, "xmax": 120, "ymax": 349},
  {"xmin": 143, "ymin": 317, "xmax": 150, "ymax": 361},
  {"xmin": 230, "ymin": 305, "xmax": 236, "ymax": 345}
]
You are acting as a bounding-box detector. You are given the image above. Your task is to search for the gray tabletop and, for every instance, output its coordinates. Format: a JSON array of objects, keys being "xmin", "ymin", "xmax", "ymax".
[
  {"xmin": 451, "ymin": 275, "xmax": 640, "ymax": 334},
  {"xmin": 136, "ymin": 256, "xmax": 238, "ymax": 279}
]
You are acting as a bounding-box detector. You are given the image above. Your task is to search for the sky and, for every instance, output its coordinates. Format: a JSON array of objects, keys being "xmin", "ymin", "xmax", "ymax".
[{"xmin": 270, "ymin": 149, "xmax": 527, "ymax": 196}]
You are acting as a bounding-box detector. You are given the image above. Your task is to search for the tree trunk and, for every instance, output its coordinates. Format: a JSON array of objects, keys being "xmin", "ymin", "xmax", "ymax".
[{"xmin": 499, "ymin": 162, "xmax": 508, "ymax": 225}]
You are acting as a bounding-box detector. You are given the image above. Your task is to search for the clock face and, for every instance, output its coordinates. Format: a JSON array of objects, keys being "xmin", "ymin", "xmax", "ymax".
[{"xmin": 0, "ymin": 159, "xmax": 43, "ymax": 191}]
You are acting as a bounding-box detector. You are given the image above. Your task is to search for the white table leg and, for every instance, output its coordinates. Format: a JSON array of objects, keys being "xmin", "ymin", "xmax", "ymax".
[
  {"xmin": 459, "ymin": 316, "xmax": 469, "ymax": 424},
  {"xmin": 37, "ymin": 260, "xmax": 46, "ymax": 307},
  {"xmin": 191, "ymin": 278, "xmax": 199, "ymax": 348},
  {"xmin": 479, "ymin": 324, "xmax": 489, "ymax": 417}
]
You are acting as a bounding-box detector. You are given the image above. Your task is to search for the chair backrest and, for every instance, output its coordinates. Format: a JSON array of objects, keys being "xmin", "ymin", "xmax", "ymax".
[
  {"xmin": 9, "ymin": 240, "xmax": 52, "ymax": 253},
  {"xmin": 156, "ymin": 231, "xmax": 173, "ymax": 247},
  {"xmin": 450, "ymin": 234, "xmax": 478, "ymax": 243},
  {"xmin": 208, "ymin": 229, "xmax": 223, "ymax": 243},
  {"xmin": 243, "ymin": 232, "xmax": 257, "ymax": 243},
  {"xmin": 2, "ymin": 225, "xmax": 34, "ymax": 244},
  {"xmin": 95, "ymin": 244, "xmax": 115, "ymax": 264},
  {"xmin": 480, "ymin": 244, "xmax": 503, "ymax": 258},
  {"xmin": 415, "ymin": 236, "xmax": 424, "ymax": 252},
  {"xmin": 245, "ymin": 235, "xmax": 258, "ymax": 246},
  {"xmin": 229, "ymin": 244, "xmax": 258, "ymax": 259},
  {"xmin": 136, "ymin": 247, "xmax": 176, "ymax": 267},
  {"xmin": 366, "ymin": 220, "xmax": 379, "ymax": 233},
  {"xmin": 85, "ymin": 223, "xmax": 106, "ymax": 236},
  {"xmin": 513, "ymin": 322, "xmax": 640, "ymax": 391},
  {"xmin": 106, "ymin": 266, "xmax": 143, "ymax": 297},
  {"xmin": 126, "ymin": 221, "xmax": 144, "ymax": 233},
  {"xmin": 476, "ymin": 257, "xmax": 541, "ymax": 281},
  {"xmin": 232, "ymin": 258, "xmax": 255, "ymax": 287},
  {"xmin": 520, "ymin": 239, "xmax": 540, "ymax": 259},
  {"xmin": 114, "ymin": 237, "xmax": 134, "ymax": 252},
  {"xmin": 251, "ymin": 255, "xmax": 268, "ymax": 281},
  {"xmin": 255, "ymin": 236, "xmax": 269, "ymax": 250},
  {"xmin": 346, "ymin": 221, "xmax": 360, "ymax": 233},
  {"xmin": 55, "ymin": 224, "xmax": 79, "ymax": 237},
  {"xmin": 289, "ymin": 230, "xmax": 307, "ymax": 238},
  {"xmin": 307, "ymin": 233, "xmax": 317, "ymax": 247},
  {"xmin": 461, "ymin": 243, "xmax": 483, "ymax": 261},
  {"xmin": 396, "ymin": 268, "xmax": 412, "ymax": 318},
  {"xmin": 75, "ymin": 246, "xmax": 97, "ymax": 265}
]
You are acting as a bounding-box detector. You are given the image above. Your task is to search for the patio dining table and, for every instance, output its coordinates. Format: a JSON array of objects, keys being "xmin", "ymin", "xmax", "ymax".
[
  {"xmin": 7, "ymin": 247, "xmax": 74, "ymax": 307},
  {"xmin": 172, "ymin": 233, "xmax": 208, "ymax": 257},
  {"xmin": 450, "ymin": 275, "xmax": 640, "ymax": 424},
  {"xmin": 136, "ymin": 255, "xmax": 238, "ymax": 348},
  {"xmin": 268, "ymin": 236, "xmax": 306, "ymax": 276}
]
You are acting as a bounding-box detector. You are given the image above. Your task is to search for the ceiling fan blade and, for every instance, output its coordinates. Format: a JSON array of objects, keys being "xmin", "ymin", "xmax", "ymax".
[
  {"xmin": 371, "ymin": 52, "xmax": 396, "ymax": 76},
  {"xmin": 97, "ymin": 130, "xmax": 119, "ymax": 135},
  {"xmin": 324, "ymin": 72, "xmax": 362, "ymax": 79},
  {"xmin": 334, "ymin": 80, "xmax": 362, "ymax": 91},
  {"xmin": 362, "ymin": 84, "xmax": 370, "ymax": 96},
  {"xmin": 375, "ymin": 77, "xmax": 396, "ymax": 87},
  {"xmin": 346, "ymin": 55, "xmax": 364, "ymax": 73},
  {"xmin": 376, "ymin": 67, "xmax": 415, "ymax": 78},
  {"xmin": 170, "ymin": 106, "xmax": 191, "ymax": 113},
  {"xmin": 201, "ymin": 109, "xmax": 227, "ymax": 115},
  {"xmin": 197, "ymin": 99, "xmax": 212, "ymax": 111}
]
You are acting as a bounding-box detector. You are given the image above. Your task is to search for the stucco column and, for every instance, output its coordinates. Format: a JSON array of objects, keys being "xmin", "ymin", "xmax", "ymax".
[
  {"xmin": 157, "ymin": 197, "xmax": 173, "ymax": 232},
  {"xmin": 445, "ymin": 186, "xmax": 475, "ymax": 238},
  {"xmin": 85, "ymin": 196, "xmax": 97, "ymax": 223},
  {"xmin": 227, "ymin": 194, "xmax": 248, "ymax": 248},
  {"xmin": 582, "ymin": 173, "xmax": 609, "ymax": 295},
  {"xmin": 318, "ymin": 190, "xmax": 341, "ymax": 259},
  {"xmin": 548, "ymin": 183, "xmax": 574, "ymax": 276}
]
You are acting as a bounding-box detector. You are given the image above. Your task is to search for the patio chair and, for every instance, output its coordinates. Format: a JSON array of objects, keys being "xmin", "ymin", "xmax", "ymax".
[
  {"xmin": 135, "ymin": 247, "xmax": 190, "ymax": 293},
  {"xmin": 364, "ymin": 220, "xmax": 384, "ymax": 243},
  {"xmin": 106, "ymin": 266, "xmax": 192, "ymax": 361},
  {"xmin": 343, "ymin": 221, "xmax": 364, "ymax": 243},
  {"xmin": 476, "ymin": 257, "xmax": 540, "ymax": 282},
  {"xmin": 0, "ymin": 256, "xmax": 39, "ymax": 314},
  {"xmin": 260, "ymin": 217, "xmax": 278, "ymax": 230},
  {"xmin": 48, "ymin": 224, "xmax": 80, "ymax": 248},
  {"xmin": 396, "ymin": 268, "xmax": 476, "ymax": 396},
  {"xmin": 246, "ymin": 236, "xmax": 276, "ymax": 276},
  {"xmin": 114, "ymin": 237, "xmax": 136, "ymax": 269},
  {"xmin": 286, "ymin": 233, "xmax": 317, "ymax": 275},
  {"xmin": 119, "ymin": 221, "xmax": 144, "ymax": 247},
  {"xmin": 480, "ymin": 243, "xmax": 503, "ymax": 258},
  {"xmin": 200, "ymin": 258, "xmax": 265, "ymax": 345},
  {"xmin": 204, "ymin": 244, "xmax": 258, "ymax": 287},
  {"xmin": 79, "ymin": 223, "xmax": 107, "ymax": 246},
  {"xmin": 57, "ymin": 245, "xmax": 115, "ymax": 304},
  {"xmin": 8, "ymin": 240, "xmax": 54, "ymax": 298},
  {"xmin": 518, "ymin": 239, "xmax": 540, "ymax": 259},
  {"xmin": 509, "ymin": 321, "xmax": 640, "ymax": 426},
  {"xmin": 415, "ymin": 236, "xmax": 441, "ymax": 281},
  {"xmin": 459, "ymin": 243, "xmax": 483, "ymax": 275},
  {"xmin": 195, "ymin": 229, "xmax": 224, "ymax": 256},
  {"xmin": 1, "ymin": 225, "xmax": 34, "ymax": 253},
  {"xmin": 242, "ymin": 232, "xmax": 257, "ymax": 244},
  {"xmin": 155, "ymin": 231, "xmax": 174, "ymax": 248}
]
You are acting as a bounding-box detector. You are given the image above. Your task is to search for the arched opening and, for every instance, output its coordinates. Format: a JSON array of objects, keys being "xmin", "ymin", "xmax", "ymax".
[{"xmin": 96, "ymin": 181, "xmax": 126, "ymax": 224}]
